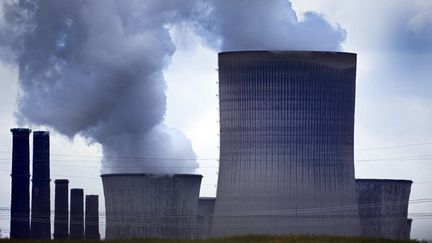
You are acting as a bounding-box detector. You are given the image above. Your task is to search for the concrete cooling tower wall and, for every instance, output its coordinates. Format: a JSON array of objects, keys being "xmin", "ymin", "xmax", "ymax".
[
  {"xmin": 196, "ymin": 198, "xmax": 216, "ymax": 239},
  {"xmin": 356, "ymin": 179, "xmax": 412, "ymax": 240},
  {"xmin": 213, "ymin": 51, "xmax": 360, "ymax": 237},
  {"xmin": 102, "ymin": 173, "xmax": 202, "ymax": 240}
]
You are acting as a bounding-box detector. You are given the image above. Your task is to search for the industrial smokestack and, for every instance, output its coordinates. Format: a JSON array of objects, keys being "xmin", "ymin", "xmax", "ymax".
[
  {"xmin": 54, "ymin": 179, "xmax": 69, "ymax": 240},
  {"xmin": 10, "ymin": 128, "xmax": 31, "ymax": 239},
  {"xmin": 213, "ymin": 51, "xmax": 360, "ymax": 237},
  {"xmin": 356, "ymin": 179, "xmax": 412, "ymax": 240},
  {"xmin": 31, "ymin": 131, "xmax": 51, "ymax": 239},
  {"xmin": 85, "ymin": 195, "xmax": 100, "ymax": 240},
  {"xmin": 70, "ymin": 188, "xmax": 84, "ymax": 240},
  {"xmin": 102, "ymin": 173, "xmax": 202, "ymax": 240}
]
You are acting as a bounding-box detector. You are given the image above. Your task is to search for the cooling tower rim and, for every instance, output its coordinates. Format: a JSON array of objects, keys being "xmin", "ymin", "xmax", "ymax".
[
  {"xmin": 100, "ymin": 173, "xmax": 203, "ymax": 178},
  {"xmin": 54, "ymin": 179, "xmax": 69, "ymax": 184},
  {"xmin": 355, "ymin": 178, "xmax": 413, "ymax": 184},
  {"xmin": 71, "ymin": 188, "xmax": 84, "ymax": 192},
  {"xmin": 219, "ymin": 50, "xmax": 356, "ymax": 56},
  {"xmin": 10, "ymin": 127, "xmax": 32, "ymax": 134},
  {"xmin": 219, "ymin": 50, "xmax": 356, "ymax": 68}
]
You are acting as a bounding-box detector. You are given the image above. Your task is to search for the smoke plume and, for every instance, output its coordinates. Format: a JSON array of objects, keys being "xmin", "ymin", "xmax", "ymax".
[
  {"xmin": 200, "ymin": 0, "xmax": 346, "ymax": 51},
  {"xmin": 0, "ymin": 0, "xmax": 199, "ymax": 174},
  {"xmin": 0, "ymin": 0, "xmax": 345, "ymax": 174}
]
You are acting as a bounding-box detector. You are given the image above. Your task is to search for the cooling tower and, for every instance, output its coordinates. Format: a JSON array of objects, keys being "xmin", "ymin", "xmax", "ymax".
[
  {"xmin": 85, "ymin": 195, "xmax": 100, "ymax": 240},
  {"xmin": 406, "ymin": 218, "xmax": 413, "ymax": 239},
  {"xmin": 54, "ymin": 179, "xmax": 69, "ymax": 240},
  {"xmin": 31, "ymin": 131, "xmax": 51, "ymax": 239},
  {"xmin": 196, "ymin": 198, "xmax": 216, "ymax": 239},
  {"xmin": 101, "ymin": 173, "xmax": 202, "ymax": 240},
  {"xmin": 213, "ymin": 51, "xmax": 360, "ymax": 236},
  {"xmin": 10, "ymin": 128, "xmax": 31, "ymax": 239},
  {"xmin": 356, "ymin": 179, "xmax": 412, "ymax": 240},
  {"xmin": 70, "ymin": 188, "xmax": 84, "ymax": 240}
]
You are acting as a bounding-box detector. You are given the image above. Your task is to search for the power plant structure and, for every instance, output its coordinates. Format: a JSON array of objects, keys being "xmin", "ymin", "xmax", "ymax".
[
  {"xmin": 31, "ymin": 131, "xmax": 51, "ymax": 239},
  {"xmin": 102, "ymin": 174, "xmax": 202, "ymax": 240},
  {"xmin": 196, "ymin": 197, "xmax": 216, "ymax": 239},
  {"xmin": 54, "ymin": 179, "xmax": 69, "ymax": 239},
  {"xmin": 356, "ymin": 179, "xmax": 412, "ymax": 240},
  {"xmin": 212, "ymin": 51, "xmax": 361, "ymax": 236},
  {"xmin": 6, "ymin": 50, "xmax": 416, "ymax": 241},
  {"xmin": 10, "ymin": 128, "xmax": 31, "ymax": 239},
  {"xmin": 85, "ymin": 195, "xmax": 100, "ymax": 240},
  {"xmin": 70, "ymin": 188, "xmax": 85, "ymax": 240}
]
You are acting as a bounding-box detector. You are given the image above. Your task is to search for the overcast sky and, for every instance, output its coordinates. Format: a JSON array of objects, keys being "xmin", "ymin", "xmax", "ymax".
[{"xmin": 0, "ymin": 0, "xmax": 431, "ymax": 240}]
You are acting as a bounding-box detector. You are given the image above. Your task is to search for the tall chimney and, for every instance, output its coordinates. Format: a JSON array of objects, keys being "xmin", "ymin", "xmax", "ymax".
[
  {"xmin": 70, "ymin": 188, "xmax": 84, "ymax": 240},
  {"xmin": 31, "ymin": 131, "xmax": 51, "ymax": 239},
  {"xmin": 10, "ymin": 128, "xmax": 31, "ymax": 239},
  {"xmin": 85, "ymin": 195, "xmax": 100, "ymax": 240},
  {"xmin": 54, "ymin": 179, "xmax": 69, "ymax": 239}
]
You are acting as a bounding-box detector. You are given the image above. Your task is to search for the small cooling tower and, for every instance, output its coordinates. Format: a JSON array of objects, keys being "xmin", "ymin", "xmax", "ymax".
[
  {"xmin": 31, "ymin": 131, "xmax": 51, "ymax": 239},
  {"xmin": 213, "ymin": 51, "xmax": 360, "ymax": 236},
  {"xmin": 356, "ymin": 179, "xmax": 412, "ymax": 240},
  {"xmin": 10, "ymin": 128, "xmax": 31, "ymax": 239},
  {"xmin": 196, "ymin": 197, "xmax": 216, "ymax": 239},
  {"xmin": 101, "ymin": 173, "xmax": 202, "ymax": 240}
]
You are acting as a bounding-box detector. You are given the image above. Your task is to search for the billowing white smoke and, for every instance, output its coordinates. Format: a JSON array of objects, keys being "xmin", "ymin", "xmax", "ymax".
[
  {"xmin": 0, "ymin": 0, "xmax": 200, "ymax": 174},
  {"xmin": 200, "ymin": 0, "xmax": 346, "ymax": 51},
  {"xmin": 0, "ymin": 0, "xmax": 345, "ymax": 174}
]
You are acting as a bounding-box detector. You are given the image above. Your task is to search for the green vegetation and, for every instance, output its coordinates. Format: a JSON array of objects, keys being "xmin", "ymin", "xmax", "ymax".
[{"xmin": 0, "ymin": 235, "xmax": 426, "ymax": 243}]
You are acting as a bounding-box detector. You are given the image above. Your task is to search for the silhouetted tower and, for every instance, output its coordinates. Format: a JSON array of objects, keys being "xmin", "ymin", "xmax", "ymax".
[
  {"xmin": 85, "ymin": 195, "xmax": 100, "ymax": 240},
  {"xmin": 70, "ymin": 188, "xmax": 84, "ymax": 240},
  {"xmin": 54, "ymin": 179, "xmax": 69, "ymax": 239},
  {"xmin": 31, "ymin": 131, "xmax": 51, "ymax": 239},
  {"xmin": 10, "ymin": 128, "xmax": 31, "ymax": 239}
]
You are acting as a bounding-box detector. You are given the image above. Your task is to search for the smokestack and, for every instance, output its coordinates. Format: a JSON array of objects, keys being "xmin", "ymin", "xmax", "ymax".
[
  {"xmin": 10, "ymin": 128, "xmax": 31, "ymax": 239},
  {"xmin": 31, "ymin": 131, "xmax": 51, "ymax": 239},
  {"xmin": 54, "ymin": 179, "xmax": 69, "ymax": 240},
  {"xmin": 85, "ymin": 195, "xmax": 100, "ymax": 240},
  {"xmin": 70, "ymin": 188, "xmax": 84, "ymax": 240}
]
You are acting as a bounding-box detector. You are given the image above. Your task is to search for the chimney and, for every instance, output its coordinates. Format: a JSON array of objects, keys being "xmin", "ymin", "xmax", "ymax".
[
  {"xmin": 85, "ymin": 195, "xmax": 100, "ymax": 240},
  {"xmin": 31, "ymin": 131, "xmax": 51, "ymax": 239},
  {"xmin": 70, "ymin": 188, "xmax": 84, "ymax": 240},
  {"xmin": 54, "ymin": 179, "xmax": 69, "ymax": 239},
  {"xmin": 10, "ymin": 128, "xmax": 31, "ymax": 239}
]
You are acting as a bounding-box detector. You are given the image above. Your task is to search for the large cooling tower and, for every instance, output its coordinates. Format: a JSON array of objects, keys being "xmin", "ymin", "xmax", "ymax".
[
  {"xmin": 31, "ymin": 131, "xmax": 51, "ymax": 239},
  {"xmin": 102, "ymin": 173, "xmax": 202, "ymax": 240},
  {"xmin": 356, "ymin": 179, "xmax": 412, "ymax": 240},
  {"xmin": 10, "ymin": 128, "xmax": 31, "ymax": 239},
  {"xmin": 213, "ymin": 51, "xmax": 360, "ymax": 236}
]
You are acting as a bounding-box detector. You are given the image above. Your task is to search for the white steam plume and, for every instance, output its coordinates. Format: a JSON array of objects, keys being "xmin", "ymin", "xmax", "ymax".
[{"xmin": 0, "ymin": 0, "xmax": 200, "ymax": 174}]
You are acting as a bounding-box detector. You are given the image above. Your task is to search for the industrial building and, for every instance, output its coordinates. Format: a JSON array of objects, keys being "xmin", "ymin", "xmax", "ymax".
[
  {"xmin": 10, "ymin": 128, "xmax": 31, "ymax": 239},
  {"xmin": 356, "ymin": 179, "xmax": 412, "ymax": 240},
  {"xmin": 212, "ymin": 51, "xmax": 361, "ymax": 236},
  {"xmin": 102, "ymin": 173, "xmax": 202, "ymax": 240},
  {"xmin": 196, "ymin": 197, "xmax": 216, "ymax": 239},
  {"xmin": 30, "ymin": 131, "xmax": 51, "ymax": 239}
]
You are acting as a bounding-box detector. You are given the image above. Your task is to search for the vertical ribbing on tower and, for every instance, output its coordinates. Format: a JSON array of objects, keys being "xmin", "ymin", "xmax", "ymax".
[
  {"xmin": 31, "ymin": 131, "xmax": 51, "ymax": 239},
  {"xmin": 10, "ymin": 128, "xmax": 31, "ymax": 239},
  {"xmin": 85, "ymin": 195, "xmax": 100, "ymax": 240},
  {"xmin": 54, "ymin": 179, "xmax": 69, "ymax": 239},
  {"xmin": 70, "ymin": 188, "xmax": 84, "ymax": 240}
]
